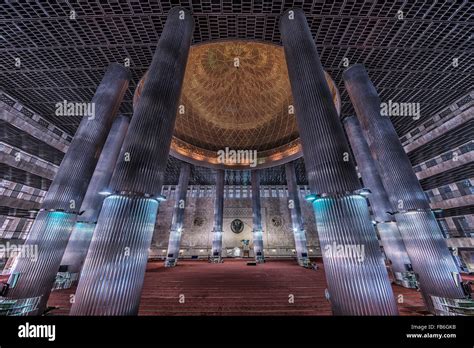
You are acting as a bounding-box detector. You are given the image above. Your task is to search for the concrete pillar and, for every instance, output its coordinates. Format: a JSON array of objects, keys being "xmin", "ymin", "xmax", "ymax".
[
  {"xmin": 343, "ymin": 116, "xmax": 411, "ymax": 276},
  {"xmin": 285, "ymin": 162, "xmax": 309, "ymax": 266},
  {"xmin": 343, "ymin": 64, "xmax": 465, "ymax": 312},
  {"xmin": 4, "ymin": 63, "xmax": 130, "ymax": 315},
  {"xmin": 70, "ymin": 8, "xmax": 193, "ymax": 315},
  {"xmin": 211, "ymin": 169, "xmax": 225, "ymax": 262},
  {"xmin": 280, "ymin": 8, "xmax": 398, "ymax": 315},
  {"xmin": 59, "ymin": 115, "xmax": 130, "ymax": 287},
  {"xmin": 251, "ymin": 170, "xmax": 264, "ymax": 263},
  {"xmin": 165, "ymin": 162, "xmax": 191, "ymax": 267}
]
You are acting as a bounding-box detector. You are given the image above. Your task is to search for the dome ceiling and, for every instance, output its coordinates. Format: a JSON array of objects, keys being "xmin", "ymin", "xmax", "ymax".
[{"xmin": 134, "ymin": 40, "xmax": 341, "ymax": 169}]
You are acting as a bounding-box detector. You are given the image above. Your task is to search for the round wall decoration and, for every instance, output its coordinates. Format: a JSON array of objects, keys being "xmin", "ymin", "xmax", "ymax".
[
  {"xmin": 231, "ymin": 219, "xmax": 244, "ymax": 234},
  {"xmin": 271, "ymin": 216, "xmax": 283, "ymax": 227},
  {"xmin": 193, "ymin": 216, "xmax": 204, "ymax": 227}
]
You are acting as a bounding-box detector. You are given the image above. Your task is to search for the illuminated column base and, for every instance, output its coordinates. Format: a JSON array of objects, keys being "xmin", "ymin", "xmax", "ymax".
[
  {"xmin": 395, "ymin": 210, "xmax": 464, "ymax": 311},
  {"xmin": 211, "ymin": 231, "xmax": 223, "ymax": 262},
  {"xmin": 70, "ymin": 195, "xmax": 159, "ymax": 315},
  {"xmin": 252, "ymin": 230, "xmax": 265, "ymax": 263},
  {"xmin": 5, "ymin": 210, "xmax": 76, "ymax": 315},
  {"xmin": 165, "ymin": 229, "xmax": 182, "ymax": 267},
  {"xmin": 311, "ymin": 195, "xmax": 399, "ymax": 316},
  {"xmin": 293, "ymin": 229, "xmax": 310, "ymax": 266},
  {"xmin": 57, "ymin": 222, "xmax": 96, "ymax": 288},
  {"xmin": 376, "ymin": 221, "xmax": 414, "ymax": 287}
]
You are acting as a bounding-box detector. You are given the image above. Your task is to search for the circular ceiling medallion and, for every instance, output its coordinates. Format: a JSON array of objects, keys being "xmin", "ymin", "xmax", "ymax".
[{"xmin": 134, "ymin": 40, "xmax": 341, "ymax": 169}]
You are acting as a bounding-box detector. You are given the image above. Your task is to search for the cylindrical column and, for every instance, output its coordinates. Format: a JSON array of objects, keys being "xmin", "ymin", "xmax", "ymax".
[
  {"xmin": 165, "ymin": 162, "xmax": 191, "ymax": 267},
  {"xmin": 280, "ymin": 8, "xmax": 398, "ymax": 315},
  {"xmin": 285, "ymin": 162, "xmax": 309, "ymax": 266},
  {"xmin": 211, "ymin": 169, "xmax": 225, "ymax": 262},
  {"xmin": 5, "ymin": 63, "xmax": 130, "ymax": 315},
  {"xmin": 343, "ymin": 116, "xmax": 411, "ymax": 276},
  {"xmin": 59, "ymin": 115, "xmax": 130, "ymax": 287},
  {"xmin": 70, "ymin": 8, "xmax": 193, "ymax": 316},
  {"xmin": 251, "ymin": 170, "xmax": 264, "ymax": 263},
  {"xmin": 343, "ymin": 64, "xmax": 465, "ymax": 312}
]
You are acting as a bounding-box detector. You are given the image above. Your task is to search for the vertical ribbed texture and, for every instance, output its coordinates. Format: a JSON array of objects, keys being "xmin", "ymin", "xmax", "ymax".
[
  {"xmin": 212, "ymin": 169, "xmax": 225, "ymax": 258},
  {"xmin": 314, "ymin": 196, "xmax": 399, "ymax": 315},
  {"xmin": 59, "ymin": 223, "xmax": 95, "ymax": 276},
  {"xmin": 343, "ymin": 64, "xmax": 464, "ymax": 309},
  {"xmin": 77, "ymin": 115, "xmax": 130, "ymax": 223},
  {"xmin": 110, "ymin": 8, "xmax": 194, "ymax": 196},
  {"xmin": 343, "ymin": 116, "xmax": 411, "ymax": 275},
  {"xmin": 280, "ymin": 8, "xmax": 397, "ymax": 315},
  {"xmin": 70, "ymin": 196, "xmax": 158, "ymax": 315},
  {"xmin": 395, "ymin": 211, "xmax": 464, "ymax": 304},
  {"xmin": 285, "ymin": 162, "xmax": 309, "ymax": 264},
  {"xmin": 280, "ymin": 10, "xmax": 360, "ymax": 194},
  {"xmin": 60, "ymin": 115, "xmax": 130, "ymax": 282},
  {"xmin": 6, "ymin": 211, "xmax": 76, "ymax": 314},
  {"xmin": 5, "ymin": 64, "xmax": 130, "ymax": 315},
  {"xmin": 42, "ymin": 64, "xmax": 130, "ymax": 211},
  {"xmin": 165, "ymin": 162, "xmax": 191, "ymax": 265},
  {"xmin": 377, "ymin": 222, "xmax": 411, "ymax": 274},
  {"xmin": 343, "ymin": 65, "xmax": 431, "ymax": 210},
  {"xmin": 251, "ymin": 170, "xmax": 264, "ymax": 262},
  {"xmin": 70, "ymin": 8, "xmax": 193, "ymax": 315}
]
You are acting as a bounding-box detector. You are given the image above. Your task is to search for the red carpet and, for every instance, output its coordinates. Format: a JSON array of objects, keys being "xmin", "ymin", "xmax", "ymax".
[{"xmin": 47, "ymin": 259, "xmax": 427, "ymax": 316}]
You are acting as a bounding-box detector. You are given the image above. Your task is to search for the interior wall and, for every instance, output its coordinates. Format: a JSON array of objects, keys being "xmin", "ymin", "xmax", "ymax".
[{"xmin": 149, "ymin": 185, "xmax": 321, "ymax": 259}]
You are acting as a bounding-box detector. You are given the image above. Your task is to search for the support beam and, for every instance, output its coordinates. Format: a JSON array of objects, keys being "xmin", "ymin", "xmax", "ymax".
[
  {"xmin": 3, "ymin": 63, "xmax": 130, "ymax": 316},
  {"xmin": 343, "ymin": 64, "xmax": 465, "ymax": 313},
  {"xmin": 285, "ymin": 162, "xmax": 309, "ymax": 266},
  {"xmin": 343, "ymin": 116, "xmax": 412, "ymax": 277},
  {"xmin": 211, "ymin": 169, "xmax": 225, "ymax": 262},
  {"xmin": 165, "ymin": 162, "xmax": 191, "ymax": 267},
  {"xmin": 70, "ymin": 8, "xmax": 193, "ymax": 316},
  {"xmin": 58, "ymin": 115, "xmax": 130, "ymax": 287},
  {"xmin": 251, "ymin": 170, "xmax": 264, "ymax": 263},
  {"xmin": 280, "ymin": 8, "xmax": 398, "ymax": 315}
]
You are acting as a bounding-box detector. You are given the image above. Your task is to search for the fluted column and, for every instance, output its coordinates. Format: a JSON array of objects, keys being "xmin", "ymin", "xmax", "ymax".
[
  {"xmin": 165, "ymin": 162, "xmax": 191, "ymax": 267},
  {"xmin": 251, "ymin": 170, "xmax": 264, "ymax": 263},
  {"xmin": 285, "ymin": 162, "xmax": 309, "ymax": 266},
  {"xmin": 280, "ymin": 8, "xmax": 398, "ymax": 315},
  {"xmin": 70, "ymin": 8, "xmax": 193, "ymax": 316},
  {"xmin": 211, "ymin": 169, "xmax": 225, "ymax": 262},
  {"xmin": 343, "ymin": 64, "xmax": 465, "ymax": 312},
  {"xmin": 59, "ymin": 115, "xmax": 130, "ymax": 287},
  {"xmin": 343, "ymin": 116, "xmax": 411, "ymax": 276},
  {"xmin": 5, "ymin": 63, "xmax": 130, "ymax": 315}
]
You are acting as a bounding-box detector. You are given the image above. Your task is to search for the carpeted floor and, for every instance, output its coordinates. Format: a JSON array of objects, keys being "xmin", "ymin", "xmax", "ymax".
[{"xmin": 47, "ymin": 259, "xmax": 428, "ymax": 316}]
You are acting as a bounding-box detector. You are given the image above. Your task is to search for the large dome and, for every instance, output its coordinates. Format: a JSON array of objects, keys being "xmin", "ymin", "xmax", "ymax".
[{"xmin": 134, "ymin": 40, "xmax": 341, "ymax": 169}]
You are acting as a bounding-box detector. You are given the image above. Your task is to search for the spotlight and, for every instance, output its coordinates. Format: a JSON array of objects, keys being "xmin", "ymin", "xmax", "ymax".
[
  {"xmin": 156, "ymin": 195, "xmax": 167, "ymax": 202},
  {"xmin": 355, "ymin": 188, "xmax": 371, "ymax": 197}
]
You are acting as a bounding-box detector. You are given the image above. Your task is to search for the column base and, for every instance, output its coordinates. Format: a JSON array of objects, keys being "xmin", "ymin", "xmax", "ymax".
[
  {"xmin": 164, "ymin": 258, "xmax": 178, "ymax": 267},
  {"xmin": 297, "ymin": 257, "xmax": 311, "ymax": 268},
  {"xmin": 395, "ymin": 209, "xmax": 465, "ymax": 313},
  {"xmin": 312, "ymin": 194, "xmax": 399, "ymax": 315},
  {"xmin": 70, "ymin": 195, "xmax": 159, "ymax": 316},
  {"xmin": 52, "ymin": 271, "xmax": 79, "ymax": 290},
  {"xmin": 209, "ymin": 256, "xmax": 223, "ymax": 263}
]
